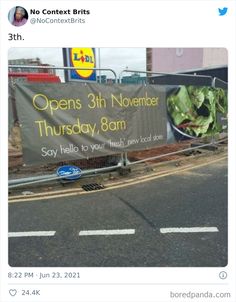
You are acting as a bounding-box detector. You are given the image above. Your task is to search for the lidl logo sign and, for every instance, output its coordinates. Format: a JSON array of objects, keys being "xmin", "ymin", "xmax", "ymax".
[
  {"xmin": 63, "ymin": 48, "xmax": 96, "ymax": 82},
  {"xmin": 71, "ymin": 48, "xmax": 96, "ymax": 79}
]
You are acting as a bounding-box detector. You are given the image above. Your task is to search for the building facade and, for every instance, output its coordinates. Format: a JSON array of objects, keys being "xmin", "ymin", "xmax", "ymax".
[
  {"xmin": 8, "ymin": 58, "xmax": 55, "ymax": 74},
  {"xmin": 146, "ymin": 48, "xmax": 228, "ymax": 74}
]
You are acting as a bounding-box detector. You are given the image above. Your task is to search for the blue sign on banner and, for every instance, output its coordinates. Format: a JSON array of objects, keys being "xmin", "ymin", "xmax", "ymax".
[{"xmin": 57, "ymin": 165, "xmax": 82, "ymax": 180}]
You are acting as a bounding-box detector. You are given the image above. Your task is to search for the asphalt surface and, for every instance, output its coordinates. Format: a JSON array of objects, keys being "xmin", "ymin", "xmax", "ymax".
[{"xmin": 9, "ymin": 157, "xmax": 227, "ymax": 267}]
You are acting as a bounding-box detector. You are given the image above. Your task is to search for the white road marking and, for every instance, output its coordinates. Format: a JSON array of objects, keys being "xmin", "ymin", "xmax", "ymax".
[
  {"xmin": 79, "ymin": 229, "xmax": 135, "ymax": 236},
  {"xmin": 8, "ymin": 227, "xmax": 219, "ymax": 238},
  {"xmin": 160, "ymin": 227, "xmax": 219, "ymax": 234},
  {"xmin": 8, "ymin": 231, "xmax": 56, "ymax": 238}
]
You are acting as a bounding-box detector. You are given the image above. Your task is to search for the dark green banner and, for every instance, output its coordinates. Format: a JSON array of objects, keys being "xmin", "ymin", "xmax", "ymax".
[{"xmin": 16, "ymin": 82, "xmax": 167, "ymax": 164}]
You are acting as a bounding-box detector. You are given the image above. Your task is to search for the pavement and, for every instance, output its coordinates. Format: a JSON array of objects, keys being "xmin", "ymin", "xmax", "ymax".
[{"xmin": 8, "ymin": 155, "xmax": 227, "ymax": 267}]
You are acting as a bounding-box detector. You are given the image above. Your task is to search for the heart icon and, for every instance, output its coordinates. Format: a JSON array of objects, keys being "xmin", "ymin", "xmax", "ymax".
[{"xmin": 9, "ymin": 289, "xmax": 17, "ymax": 297}]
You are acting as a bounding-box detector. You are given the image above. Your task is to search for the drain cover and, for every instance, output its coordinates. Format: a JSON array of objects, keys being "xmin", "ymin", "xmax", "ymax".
[{"xmin": 81, "ymin": 183, "xmax": 105, "ymax": 191}]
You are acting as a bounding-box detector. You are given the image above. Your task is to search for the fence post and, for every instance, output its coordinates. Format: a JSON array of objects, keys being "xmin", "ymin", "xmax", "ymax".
[{"xmin": 124, "ymin": 152, "xmax": 131, "ymax": 166}]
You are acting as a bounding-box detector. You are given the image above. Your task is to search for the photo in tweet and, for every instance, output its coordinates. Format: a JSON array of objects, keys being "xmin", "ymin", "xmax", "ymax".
[{"xmin": 8, "ymin": 47, "xmax": 228, "ymax": 268}]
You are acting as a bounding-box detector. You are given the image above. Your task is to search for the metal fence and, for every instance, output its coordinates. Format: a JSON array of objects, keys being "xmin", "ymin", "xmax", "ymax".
[{"xmin": 8, "ymin": 66, "xmax": 228, "ymax": 188}]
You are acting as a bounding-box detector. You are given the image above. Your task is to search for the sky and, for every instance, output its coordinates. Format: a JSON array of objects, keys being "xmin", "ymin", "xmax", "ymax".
[{"xmin": 8, "ymin": 48, "xmax": 146, "ymax": 81}]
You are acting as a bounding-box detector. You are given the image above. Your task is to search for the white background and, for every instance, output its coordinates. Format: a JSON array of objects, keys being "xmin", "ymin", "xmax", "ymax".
[{"xmin": 0, "ymin": 1, "xmax": 235, "ymax": 301}]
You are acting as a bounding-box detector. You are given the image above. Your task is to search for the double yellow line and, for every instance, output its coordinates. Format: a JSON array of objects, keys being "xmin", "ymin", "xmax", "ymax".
[{"xmin": 9, "ymin": 155, "xmax": 227, "ymax": 203}]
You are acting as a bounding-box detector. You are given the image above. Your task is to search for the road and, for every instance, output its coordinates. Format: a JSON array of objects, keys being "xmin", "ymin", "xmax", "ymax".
[{"xmin": 9, "ymin": 157, "xmax": 227, "ymax": 267}]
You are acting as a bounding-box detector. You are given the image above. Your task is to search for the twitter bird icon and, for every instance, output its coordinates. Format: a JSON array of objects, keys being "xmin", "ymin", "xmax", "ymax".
[{"xmin": 218, "ymin": 7, "xmax": 228, "ymax": 16}]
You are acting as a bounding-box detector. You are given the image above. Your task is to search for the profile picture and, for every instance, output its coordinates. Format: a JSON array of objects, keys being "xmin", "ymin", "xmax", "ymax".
[{"xmin": 8, "ymin": 6, "xmax": 28, "ymax": 27}]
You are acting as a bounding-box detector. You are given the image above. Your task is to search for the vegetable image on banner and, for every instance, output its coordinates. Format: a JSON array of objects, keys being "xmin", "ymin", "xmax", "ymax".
[
  {"xmin": 15, "ymin": 82, "xmax": 167, "ymax": 164},
  {"xmin": 167, "ymin": 86, "xmax": 227, "ymax": 138}
]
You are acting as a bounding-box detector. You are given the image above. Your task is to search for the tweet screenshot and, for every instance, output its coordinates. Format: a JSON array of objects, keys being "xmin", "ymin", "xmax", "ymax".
[{"xmin": 0, "ymin": 0, "xmax": 235, "ymax": 301}]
